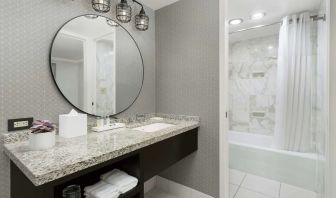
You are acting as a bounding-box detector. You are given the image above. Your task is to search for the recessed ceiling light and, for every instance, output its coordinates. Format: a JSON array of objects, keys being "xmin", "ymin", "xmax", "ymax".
[
  {"xmin": 251, "ymin": 12, "xmax": 266, "ymax": 20},
  {"xmin": 229, "ymin": 18, "xmax": 243, "ymax": 25}
]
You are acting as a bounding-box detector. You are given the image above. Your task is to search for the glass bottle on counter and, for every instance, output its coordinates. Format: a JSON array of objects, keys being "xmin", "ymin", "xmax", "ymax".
[{"xmin": 62, "ymin": 185, "xmax": 81, "ymax": 198}]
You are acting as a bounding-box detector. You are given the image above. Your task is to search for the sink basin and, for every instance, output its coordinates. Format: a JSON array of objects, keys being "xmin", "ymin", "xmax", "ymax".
[{"xmin": 133, "ymin": 123, "xmax": 176, "ymax": 133}]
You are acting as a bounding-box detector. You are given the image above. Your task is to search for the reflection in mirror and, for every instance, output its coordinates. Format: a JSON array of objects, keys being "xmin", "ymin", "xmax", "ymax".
[{"xmin": 50, "ymin": 15, "xmax": 143, "ymax": 117}]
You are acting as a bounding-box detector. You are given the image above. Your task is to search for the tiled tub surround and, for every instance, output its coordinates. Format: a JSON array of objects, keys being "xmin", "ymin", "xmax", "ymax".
[
  {"xmin": 229, "ymin": 35, "xmax": 278, "ymax": 135},
  {"xmin": 3, "ymin": 114, "xmax": 199, "ymax": 186}
]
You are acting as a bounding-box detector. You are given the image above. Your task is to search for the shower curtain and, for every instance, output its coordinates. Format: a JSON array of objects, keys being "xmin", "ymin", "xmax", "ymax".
[{"xmin": 274, "ymin": 13, "xmax": 314, "ymax": 152}]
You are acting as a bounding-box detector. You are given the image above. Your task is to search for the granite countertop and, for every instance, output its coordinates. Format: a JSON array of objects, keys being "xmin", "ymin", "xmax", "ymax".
[{"xmin": 2, "ymin": 114, "xmax": 199, "ymax": 186}]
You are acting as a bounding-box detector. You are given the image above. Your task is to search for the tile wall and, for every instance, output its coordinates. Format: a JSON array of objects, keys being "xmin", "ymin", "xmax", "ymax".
[{"xmin": 229, "ymin": 35, "xmax": 278, "ymax": 135}]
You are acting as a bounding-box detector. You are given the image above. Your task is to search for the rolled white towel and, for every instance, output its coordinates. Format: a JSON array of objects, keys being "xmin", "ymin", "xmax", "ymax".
[
  {"xmin": 101, "ymin": 169, "xmax": 138, "ymax": 194},
  {"xmin": 118, "ymin": 182, "xmax": 138, "ymax": 194}
]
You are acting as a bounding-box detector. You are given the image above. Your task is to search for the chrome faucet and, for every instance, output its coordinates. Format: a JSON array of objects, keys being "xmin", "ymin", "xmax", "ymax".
[{"xmin": 135, "ymin": 114, "xmax": 146, "ymax": 122}]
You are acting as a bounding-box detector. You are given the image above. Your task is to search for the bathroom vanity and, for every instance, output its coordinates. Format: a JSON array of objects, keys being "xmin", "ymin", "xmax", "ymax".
[
  {"xmin": 3, "ymin": 115, "xmax": 199, "ymax": 198},
  {"xmin": 1, "ymin": 15, "xmax": 200, "ymax": 198}
]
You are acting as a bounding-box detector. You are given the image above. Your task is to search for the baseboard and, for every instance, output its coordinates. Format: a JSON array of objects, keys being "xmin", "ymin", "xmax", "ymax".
[
  {"xmin": 144, "ymin": 176, "xmax": 157, "ymax": 193},
  {"xmin": 145, "ymin": 176, "xmax": 214, "ymax": 198}
]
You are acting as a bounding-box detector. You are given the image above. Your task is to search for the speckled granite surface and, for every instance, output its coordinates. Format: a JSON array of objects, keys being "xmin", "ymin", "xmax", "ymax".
[{"xmin": 3, "ymin": 114, "xmax": 199, "ymax": 186}]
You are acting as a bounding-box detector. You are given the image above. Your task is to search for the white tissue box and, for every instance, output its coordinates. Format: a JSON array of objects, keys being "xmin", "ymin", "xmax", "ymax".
[{"xmin": 59, "ymin": 111, "xmax": 87, "ymax": 138}]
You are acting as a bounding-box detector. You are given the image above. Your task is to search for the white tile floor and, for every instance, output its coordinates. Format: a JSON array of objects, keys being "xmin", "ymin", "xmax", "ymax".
[
  {"xmin": 146, "ymin": 188, "xmax": 178, "ymax": 198},
  {"xmin": 145, "ymin": 169, "xmax": 318, "ymax": 198},
  {"xmin": 229, "ymin": 169, "xmax": 317, "ymax": 198},
  {"xmin": 144, "ymin": 176, "xmax": 213, "ymax": 198}
]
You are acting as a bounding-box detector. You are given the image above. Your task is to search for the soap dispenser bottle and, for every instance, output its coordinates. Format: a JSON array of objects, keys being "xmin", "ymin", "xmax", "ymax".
[{"xmin": 97, "ymin": 117, "xmax": 104, "ymax": 128}]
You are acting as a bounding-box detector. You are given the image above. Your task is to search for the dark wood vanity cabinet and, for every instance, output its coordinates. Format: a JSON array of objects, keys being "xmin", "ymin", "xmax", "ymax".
[
  {"xmin": 141, "ymin": 128, "xmax": 198, "ymax": 181},
  {"xmin": 10, "ymin": 128, "xmax": 198, "ymax": 198}
]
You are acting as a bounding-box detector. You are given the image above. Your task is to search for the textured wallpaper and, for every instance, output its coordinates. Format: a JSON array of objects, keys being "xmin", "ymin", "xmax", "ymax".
[
  {"xmin": 155, "ymin": 0, "xmax": 220, "ymax": 197},
  {"xmin": 0, "ymin": 1, "xmax": 156, "ymax": 198}
]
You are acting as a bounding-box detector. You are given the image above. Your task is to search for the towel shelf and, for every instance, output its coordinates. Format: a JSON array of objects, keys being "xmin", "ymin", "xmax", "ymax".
[
  {"xmin": 10, "ymin": 128, "xmax": 198, "ymax": 198},
  {"xmin": 53, "ymin": 155, "xmax": 141, "ymax": 198},
  {"xmin": 119, "ymin": 185, "xmax": 141, "ymax": 198}
]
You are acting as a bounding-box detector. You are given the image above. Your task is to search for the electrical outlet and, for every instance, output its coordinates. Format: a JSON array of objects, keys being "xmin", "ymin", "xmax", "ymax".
[
  {"xmin": 8, "ymin": 118, "xmax": 33, "ymax": 132},
  {"xmin": 14, "ymin": 121, "xmax": 29, "ymax": 128}
]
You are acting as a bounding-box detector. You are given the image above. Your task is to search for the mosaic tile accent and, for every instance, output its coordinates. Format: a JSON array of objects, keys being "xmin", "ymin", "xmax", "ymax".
[{"xmin": 229, "ymin": 35, "xmax": 278, "ymax": 135}]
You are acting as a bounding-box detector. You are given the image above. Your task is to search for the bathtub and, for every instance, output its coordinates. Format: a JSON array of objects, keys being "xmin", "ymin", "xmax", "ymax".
[{"xmin": 229, "ymin": 131, "xmax": 321, "ymax": 191}]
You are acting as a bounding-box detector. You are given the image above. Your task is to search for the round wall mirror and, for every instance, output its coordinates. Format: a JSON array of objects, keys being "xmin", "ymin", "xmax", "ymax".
[{"xmin": 50, "ymin": 15, "xmax": 144, "ymax": 117}]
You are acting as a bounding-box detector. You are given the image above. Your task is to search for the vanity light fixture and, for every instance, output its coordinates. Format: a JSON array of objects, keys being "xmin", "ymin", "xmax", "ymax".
[
  {"xmin": 90, "ymin": 0, "xmax": 149, "ymax": 31},
  {"xmin": 133, "ymin": 0, "xmax": 149, "ymax": 31},
  {"xmin": 106, "ymin": 19, "xmax": 119, "ymax": 27},
  {"xmin": 251, "ymin": 12, "xmax": 266, "ymax": 20},
  {"xmin": 116, "ymin": 0, "xmax": 132, "ymax": 23},
  {"xmin": 92, "ymin": 0, "xmax": 111, "ymax": 13},
  {"xmin": 229, "ymin": 18, "xmax": 243, "ymax": 25}
]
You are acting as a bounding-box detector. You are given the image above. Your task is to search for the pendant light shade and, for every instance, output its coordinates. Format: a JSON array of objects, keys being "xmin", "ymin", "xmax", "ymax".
[
  {"xmin": 116, "ymin": 0, "xmax": 132, "ymax": 23},
  {"xmin": 135, "ymin": 8, "xmax": 149, "ymax": 31},
  {"xmin": 92, "ymin": 0, "xmax": 111, "ymax": 13}
]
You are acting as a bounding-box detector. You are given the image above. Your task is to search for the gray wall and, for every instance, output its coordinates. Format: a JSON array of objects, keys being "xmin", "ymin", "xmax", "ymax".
[
  {"xmin": 0, "ymin": 1, "xmax": 156, "ymax": 198},
  {"xmin": 116, "ymin": 27, "xmax": 144, "ymax": 113},
  {"xmin": 155, "ymin": 0, "xmax": 220, "ymax": 197}
]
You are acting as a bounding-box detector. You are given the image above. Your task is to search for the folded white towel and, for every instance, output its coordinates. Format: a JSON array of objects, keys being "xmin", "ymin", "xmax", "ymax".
[
  {"xmin": 90, "ymin": 184, "xmax": 120, "ymax": 198},
  {"xmin": 84, "ymin": 181, "xmax": 107, "ymax": 194},
  {"xmin": 101, "ymin": 169, "xmax": 138, "ymax": 194},
  {"xmin": 118, "ymin": 182, "xmax": 138, "ymax": 194},
  {"xmin": 84, "ymin": 181, "xmax": 120, "ymax": 198}
]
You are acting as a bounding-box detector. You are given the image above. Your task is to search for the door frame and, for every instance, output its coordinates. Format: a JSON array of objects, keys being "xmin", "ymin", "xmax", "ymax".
[
  {"xmin": 219, "ymin": 0, "xmax": 229, "ymax": 197},
  {"xmin": 327, "ymin": 0, "xmax": 336, "ymax": 197},
  {"xmin": 220, "ymin": 0, "xmax": 334, "ymax": 198}
]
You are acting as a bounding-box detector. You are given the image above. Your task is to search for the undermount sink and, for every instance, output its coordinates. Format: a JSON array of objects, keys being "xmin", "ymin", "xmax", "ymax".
[{"xmin": 133, "ymin": 123, "xmax": 176, "ymax": 133}]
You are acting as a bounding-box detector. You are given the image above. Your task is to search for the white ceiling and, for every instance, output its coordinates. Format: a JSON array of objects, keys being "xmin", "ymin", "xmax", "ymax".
[
  {"xmin": 52, "ymin": 16, "xmax": 116, "ymax": 60},
  {"xmin": 63, "ymin": 16, "xmax": 114, "ymax": 39},
  {"xmin": 52, "ymin": 35, "xmax": 83, "ymax": 60},
  {"xmin": 229, "ymin": 0, "xmax": 322, "ymax": 32},
  {"xmin": 230, "ymin": 23, "xmax": 280, "ymax": 43},
  {"xmin": 140, "ymin": 0, "xmax": 179, "ymax": 10}
]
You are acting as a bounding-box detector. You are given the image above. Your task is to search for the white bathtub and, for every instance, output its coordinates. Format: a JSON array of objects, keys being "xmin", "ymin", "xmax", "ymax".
[{"xmin": 229, "ymin": 131, "xmax": 320, "ymax": 191}]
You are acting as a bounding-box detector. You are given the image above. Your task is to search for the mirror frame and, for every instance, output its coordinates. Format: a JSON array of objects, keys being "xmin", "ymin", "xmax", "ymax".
[{"xmin": 49, "ymin": 14, "xmax": 144, "ymax": 117}]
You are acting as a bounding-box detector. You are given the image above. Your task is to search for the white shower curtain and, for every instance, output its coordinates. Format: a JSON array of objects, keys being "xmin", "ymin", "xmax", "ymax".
[{"xmin": 274, "ymin": 13, "xmax": 314, "ymax": 152}]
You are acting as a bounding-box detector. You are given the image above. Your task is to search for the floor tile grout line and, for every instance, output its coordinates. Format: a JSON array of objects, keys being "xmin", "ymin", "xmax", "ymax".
[
  {"xmin": 240, "ymin": 173, "xmax": 247, "ymax": 186},
  {"xmin": 239, "ymin": 186, "xmax": 276, "ymax": 198},
  {"xmin": 146, "ymin": 188, "xmax": 178, "ymax": 198},
  {"xmin": 233, "ymin": 171, "xmax": 279, "ymax": 198},
  {"xmin": 230, "ymin": 169, "xmax": 317, "ymax": 198},
  {"xmin": 233, "ymin": 173, "xmax": 247, "ymax": 198}
]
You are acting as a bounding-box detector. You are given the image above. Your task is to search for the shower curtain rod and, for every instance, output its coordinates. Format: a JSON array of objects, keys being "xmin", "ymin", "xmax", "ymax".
[{"xmin": 229, "ymin": 14, "xmax": 326, "ymax": 34}]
